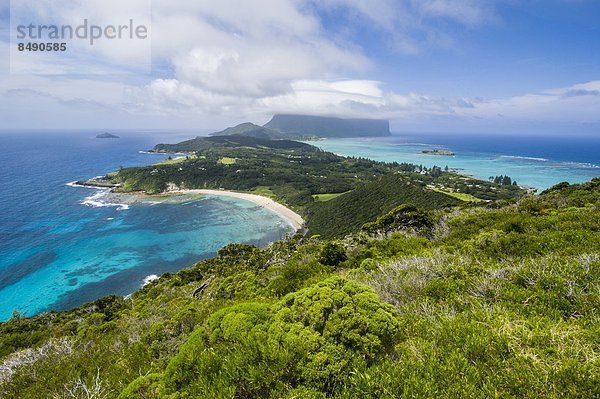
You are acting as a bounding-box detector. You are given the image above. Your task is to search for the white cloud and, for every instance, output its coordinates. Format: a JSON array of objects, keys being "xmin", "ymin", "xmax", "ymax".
[
  {"xmin": 417, "ymin": 0, "xmax": 492, "ymax": 26},
  {"xmin": 307, "ymin": 0, "xmax": 497, "ymax": 53},
  {"xmin": 147, "ymin": 0, "xmax": 371, "ymax": 99},
  {"xmin": 460, "ymin": 81, "xmax": 600, "ymax": 124},
  {"xmin": 0, "ymin": 0, "xmax": 598, "ymax": 134}
]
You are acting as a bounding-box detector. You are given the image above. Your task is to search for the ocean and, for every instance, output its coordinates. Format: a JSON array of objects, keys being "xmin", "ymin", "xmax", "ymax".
[
  {"xmin": 0, "ymin": 131, "xmax": 295, "ymax": 321},
  {"xmin": 1, "ymin": 131, "xmax": 598, "ymax": 321},
  {"xmin": 311, "ymin": 133, "xmax": 600, "ymax": 190}
]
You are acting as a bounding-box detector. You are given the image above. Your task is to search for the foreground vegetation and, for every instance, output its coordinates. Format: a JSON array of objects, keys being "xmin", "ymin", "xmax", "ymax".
[{"xmin": 1, "ymin": 178, "xmax": 598, "ymax": 398}]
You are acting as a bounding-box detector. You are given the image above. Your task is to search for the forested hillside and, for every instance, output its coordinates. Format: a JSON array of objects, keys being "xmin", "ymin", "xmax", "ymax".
[{"xmin": 306, "ymin": 173, "xmax": 462, "ymax": 237}]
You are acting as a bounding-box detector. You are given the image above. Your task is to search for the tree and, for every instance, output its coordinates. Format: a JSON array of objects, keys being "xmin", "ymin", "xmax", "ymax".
[
  {"xmin": 430, "ymin": 166, "xmax": 442, "ymax": 178},
  {"xmin": 319, "ymin": 242, "xmax": 347, "ymax": 267}
]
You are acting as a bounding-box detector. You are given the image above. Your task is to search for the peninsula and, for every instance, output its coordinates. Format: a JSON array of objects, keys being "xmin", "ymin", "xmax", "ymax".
[{"xmin": 83, "ymin": 134, "xmax": 523, "ymax": 238}]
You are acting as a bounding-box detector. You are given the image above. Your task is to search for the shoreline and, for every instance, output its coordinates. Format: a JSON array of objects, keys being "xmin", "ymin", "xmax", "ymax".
[
  {"xmin": 69, "ymin": 180, "xmax": 305, "ymax": 231},
  {"xmin": 168, "ymin": 189, "xmax": 305, "ymax": 231}
]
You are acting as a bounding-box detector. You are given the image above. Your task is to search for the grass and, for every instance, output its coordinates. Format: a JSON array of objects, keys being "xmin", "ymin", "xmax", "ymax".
[
  {"xmin": 218, "ymin": 157, "xmax": 237, "ymax": 165},
  {"xmin": 252, "ymin": 186, "xmax": 277, "ymax": 199},
  {"xmin": 312, "ymin": 192, "xmax": 350, "ymax": 202},
  {"xmin": 156, "ymin": 156, "xmax": 186, "ymax": 165},
  {"xmin": 429, "ymin": 187, "xmax": 483, "ymax": 202},
  {"xmin": 156, "ymin": 154, "xmax": 206, "ymax": 166}
]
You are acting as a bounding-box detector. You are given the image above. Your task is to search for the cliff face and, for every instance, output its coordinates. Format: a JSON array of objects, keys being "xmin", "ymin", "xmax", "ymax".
[{"xmin": 264, "ymin": 114, "xmax": 391, "ymax": 138}]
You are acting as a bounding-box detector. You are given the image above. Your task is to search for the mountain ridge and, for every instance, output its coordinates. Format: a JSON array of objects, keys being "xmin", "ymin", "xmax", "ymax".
[
  {"xmin": 264, "ymin": 114, "xmax": 391, "ymax": 138},
  {"xmin": 209, "ymin": 114, "xmax": 391, "ymax": 139}
]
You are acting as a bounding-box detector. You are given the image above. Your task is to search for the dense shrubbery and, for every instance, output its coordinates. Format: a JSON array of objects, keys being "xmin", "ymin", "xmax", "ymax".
[
  {"xmin": 0, "ymin": 179, "xmax": 597, "ymax": 398},
  {"xmin": 362, "ymin": 204, "xmax": 434, "ymax": 236},
  {"xmin": 157, "ymin": 278, "xmax": 401, "ymax": 398}
]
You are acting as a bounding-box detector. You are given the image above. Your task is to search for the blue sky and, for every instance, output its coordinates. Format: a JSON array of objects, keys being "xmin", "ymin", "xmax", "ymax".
[
  {"xmin": 365, "ymin": 1, "xmax": 600, "ymax": 97},
  {"xmin": 0, "ymin": 0, "xmax": 599, "ymax": 134}
]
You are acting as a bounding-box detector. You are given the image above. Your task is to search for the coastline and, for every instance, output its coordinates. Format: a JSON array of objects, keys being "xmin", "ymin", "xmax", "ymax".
[
  {"xmin": 169, "ymin": 189, "xmax": 305, "ymax": 231},
  {"xmin": 70, "ymin": 178, "xmax": 305, "ymax": 231}
]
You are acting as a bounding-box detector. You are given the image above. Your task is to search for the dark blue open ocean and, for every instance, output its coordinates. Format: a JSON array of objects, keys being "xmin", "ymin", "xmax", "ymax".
[
  {"xmin": 0, "ymin": 131, "xmax": 294, "ymax": 320},
  {"xmin": 0, "ymin": 131, "xmax": 598, "ymax": 321}
]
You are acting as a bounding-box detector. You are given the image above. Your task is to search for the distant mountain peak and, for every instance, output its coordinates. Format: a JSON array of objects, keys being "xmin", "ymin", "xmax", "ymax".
[{"xmin": 264, "ymin": 114, "xmax": 390, "ymax": 138}]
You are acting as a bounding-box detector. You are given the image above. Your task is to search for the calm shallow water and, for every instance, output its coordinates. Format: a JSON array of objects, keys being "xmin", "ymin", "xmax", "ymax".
[
  {"xmin": 311, "ymin": 133, "xmax": 600, "ymax": 190},
  {"xmin": 0, "ymin": 132, "xmax": 294, "ymax": 320}
]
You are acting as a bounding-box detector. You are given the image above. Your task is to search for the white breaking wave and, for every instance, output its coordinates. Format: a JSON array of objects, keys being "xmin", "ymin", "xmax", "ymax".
[
  {"xmin": 65, "ymin": 176, "xmax": 104, "ymax": 187},
  {"xmin": 404, "ymin": 142, "xmax": 446, "ymax": 147},
  {"xmin": 499, "ymin": 155, "xmax": 549, "ymax": 162},
  {"xmin": 139, "ymin": 150, "xmax": 190, "ymax": 155},
  {"xmin": 80, "ymin": 189, "xmax": 130, "ymax": 211},
  {"xmin": 66, "ymin": 180, "xmax": 130, "ymax": 210},
  {"xmin": 556, "ymin": 161, "xmax": 600, "ymax": 169},
  {"xmin": 142, "ymin": 274, "xmax": 159, "ymax": 287},
  {"xmin": 499, "ymin": 155, "xmax": 599, "ymax": 169}
]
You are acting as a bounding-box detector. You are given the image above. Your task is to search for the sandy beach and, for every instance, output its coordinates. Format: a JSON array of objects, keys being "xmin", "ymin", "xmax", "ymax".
[
  {"xmin": 170, "ymin": 189, "xmax": 305, "ymax": 231},
  {"xmin": 78, "ymin": 181, "xmax": 306, "ymax": 231}
]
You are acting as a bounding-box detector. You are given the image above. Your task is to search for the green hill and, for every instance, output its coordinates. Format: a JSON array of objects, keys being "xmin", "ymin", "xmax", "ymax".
[
  {"xmin": 150, "ymin": 134, "xmax": 313, "ymax": 153},
  {"xmin": 307, "ymin": 173, "xmax": 462, "ymax": 238},
  {"xmin": 208, "ymin": 122, "xmax": 288, "ymax": 140}
]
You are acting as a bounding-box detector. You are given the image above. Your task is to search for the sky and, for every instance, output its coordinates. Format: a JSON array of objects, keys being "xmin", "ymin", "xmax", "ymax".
[{"xmin": 0, "ymin": 0, "xmax": 599, "ymax": 134}]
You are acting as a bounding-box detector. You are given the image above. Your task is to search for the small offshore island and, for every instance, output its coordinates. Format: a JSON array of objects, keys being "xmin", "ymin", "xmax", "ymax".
[
  {"xmin": 1, "ymin": 114, "xmax": 598, "ymax": 399},
  {"xmin": 96, "ymin": 132, "xmax": 120, "ymax": 139},
  {"xmin": 421, "ymin": 149, "xmax": 455, "ymax": 156}
]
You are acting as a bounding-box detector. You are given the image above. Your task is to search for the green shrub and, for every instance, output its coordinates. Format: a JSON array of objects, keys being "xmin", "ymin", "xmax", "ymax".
[
  {"xmin": 362, "ymin": 204, "xmax": 434, "ymax": 236},
  {"xmin": 161, "ymin": 278, "xmax": 401, "ymax": 397},
  {"xmin": 318, "ymin": 242, "xmax": 347, "ymax": 267}
]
